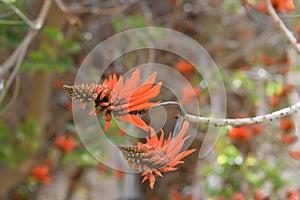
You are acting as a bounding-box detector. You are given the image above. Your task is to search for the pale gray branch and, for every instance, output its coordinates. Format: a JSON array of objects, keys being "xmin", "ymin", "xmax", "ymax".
[
  {"xmin": 265, "ymin": 0, "xmax": 300, "ymax": 54},
  {"xmin": 0, "ymin": 0, "xmax": 53, "ymax": 104},
  {"xmin": 1, "ymin": 0, "xmax": 38, "ymax": 29},
  {"xmin": 157, "ymin": 101, "xmax": 300, "ymax": 126},
  {"xmin": 55, "ymin": 0, "xmax": 131, "ymax": 15}
]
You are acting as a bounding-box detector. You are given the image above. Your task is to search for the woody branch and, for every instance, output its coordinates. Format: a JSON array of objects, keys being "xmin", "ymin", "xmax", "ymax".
[
  {"xmin": 265, "ymin": 0, "xmax": 300, "ymax": 54},
  {"xmin": 157, "ymin": 101, "xmax": 300, "ymax": 126},
  {"xmin": 0, "ymin": 0, "xmax": 52, "ymax": 104},
  {"xmin": 156, "ymin": 2, "xmax": 300, "ymax": 127}
]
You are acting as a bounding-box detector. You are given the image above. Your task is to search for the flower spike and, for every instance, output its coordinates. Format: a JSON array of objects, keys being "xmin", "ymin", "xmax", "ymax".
[
  {"xmin": 63, "ymin": 68, "xmax": 162, "ymax": 131},
  {"xmin": 118, "ymin": 121, "xmax": 196, "ymax": 189}
]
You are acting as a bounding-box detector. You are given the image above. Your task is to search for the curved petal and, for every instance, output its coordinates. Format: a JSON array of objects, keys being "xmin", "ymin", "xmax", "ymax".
[{"xmin": 118, "ymin": 114, "xmax": 149, "ymax": 132}]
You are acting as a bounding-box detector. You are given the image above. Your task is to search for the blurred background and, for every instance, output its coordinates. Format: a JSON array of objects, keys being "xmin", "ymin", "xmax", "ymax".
[{"xmin": 1, "ymin": 0, "xmax": 300, "ymax": 199}]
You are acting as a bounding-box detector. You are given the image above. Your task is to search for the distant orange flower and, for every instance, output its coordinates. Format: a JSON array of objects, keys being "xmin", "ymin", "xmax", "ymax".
[
  {"xmin": 179, "ymin": 85, "xmax": 200, "ymax": 105},
  {"xmin": 297, "ymin": 24, "xmax": 300, "ymax": 42},
  {"xmin": 261, "ymin": 54, "xmax": 278, "ymax": 66},
  {"xmin": 280, "ymin": 64, "xmax": 290, "ymax": 75},
  {"xmin": 286, "ymin": 189, "xmax": 300, "ymax": 200},
  {"xmin": 174, "ymin": 60, "xmax": 194, "ymax": 78},
  {"xmin": 64, "ymin": 68, "xmax": 162, "ymax": 131},
  {"xmin": 169, "ymin": 187, "xmax": 181, "ymax": 200},
  {"xmin": 239, "ymin": 28, "xmax": 253, "ymax": 40},
  {"xmin": 114, "ymin": 170, "xmax": 125, "ymax": 179},
  {"xmin": 55, "ymin": 136, "xmax": 78, "ymax": 153},
  {"xmin": 278, "ymin": 83, "xmax": 293, "ymax": 97},
  {"xmin": 97, "ymin": 164, "xmax": 108, "ymax": 174},
  {"xmin": 254, "ymin": 0, "xmax": 294, "ymax": 13},
  {"xmin": 169, "ymin": 186, "xmax": 194, "ymax": 200},
  {"xmin": 30, "ymin": 165, "xmax": 51, "ymax": 184},
  {"xmin": 251, "ymin": 124, "xmax": 263, "ymax": 136},
  {"xmin": 254, "ymin": 190, "xmax": 265, "ymax": 200},
  {"xmin": 53, "ymin": 79, "xmax": 64, "ymax": 88},
  {"xmin": 289, "ymin": 150, "xmax": 300, "ymax": 159},
  {"xmin": 65, "ymin": 102, "xmax": 72, "ymax": 111},
  {"xmin": 269, "ymin": 94, "xmax": 279, "ymax": 107},
  {"xmin": 233, "ymin": 192, "xmax": 245, "ymax": 200},
  {"xmin": 280, "ymin": 118, "xmax": 295, "ymax": 132},
  {"xmin": 228, "ymin": 126, "xmax": 252, "ymax": 142},
  {"xmin": 280, "ymin": 132, "xmax": 297, "ymax": 144},
  {"xmin": 118, "ymin": 121, "xmax": 196, "ymax": 189}
]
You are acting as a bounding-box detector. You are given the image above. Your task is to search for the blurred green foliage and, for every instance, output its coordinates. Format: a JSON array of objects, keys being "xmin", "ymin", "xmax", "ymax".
[
  {"xmin": 201, "ymin": 128, "xmax": 287, "ymax": 198},
  {"xmin": 20, "ymin": 26, "xmax": 79, "ymax": 73},
  {"xmin": 0, "ymin": 119, "xmax": 39, "ymax": 168}
]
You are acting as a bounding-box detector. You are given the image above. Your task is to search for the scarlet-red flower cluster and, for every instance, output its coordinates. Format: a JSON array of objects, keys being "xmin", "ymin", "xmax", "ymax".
[
  {"xmin": 289, "ymin": 150, "xmax": 300, "ymax": 159},
  {"xmin": 233, "ymin": 192, "xmax": 245, "ymax": 200},
  {"xmin": 228, "ymin": 124, "xmax": 263, "ymax": 142},
  {"xmin": 119, "ymin": 121, "xmax": 196, "ymax": 189},
  {"xmin": 254, "ymin": 0, "xmax": 294, "ymax": 13},
  {"xmin": 55, "ymin": 136, "xmax": 78, "ymax": 153},
  {"xmin": 286, "ymin": 189, "xmax": 300, "ymax": 200},
  {"xmin": 174, "ymin": 60, "xmax": 194, "ymax": 78},
  {"xmin": 64, "ymin": 68, "xmax": 162, "ymax": 131},
  {"xmin": 179, "ymin": 85, "xmax": 200, "ymax": 105},
  {"xmin": 269, "ymin": 84, "xmax": 294, "ymax": 107},
  {"xmin": 279, "ymin": 118, "xmax": 297, "ymax": 145},
  {"xmin": 30, "ymin": 165, "xmax": 51, "ymax": 185}
]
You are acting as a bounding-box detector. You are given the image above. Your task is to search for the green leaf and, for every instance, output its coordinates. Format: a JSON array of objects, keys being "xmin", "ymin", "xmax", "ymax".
[
  {"xmin": 20, "ymin": 119, "xmax": 38, "ymax": 136},
  {"xmin": 245, "ymin": 171, "xmax": 260, "ymax": 184},
  {"xmin": 112, "ymin": 18, "xmax": 122, "ymax": 31},
  {"xmin": 128, "ymin": 15, "xmax": 146, "ymax": 28},
  {"xmin": 201, "ymin": 166, "xmax": 215, "ymax": 175},
  {"xmin": 42, "ymin": 26, "xmax": 63, "ymax": 41},
  {"xmin": 265, "ymin": 82, "xmax": 281, "ymax": 96},
  {"xmin": 0, "ymin": 19, "xmax": 23, "ymax": 25},
  {"xmin": 5, "ymin": 29, "xmax": 24, "ymax": 44},
  {"xmin": 28, "ymin": 50, "xmax": 45, "ymax": 61}
]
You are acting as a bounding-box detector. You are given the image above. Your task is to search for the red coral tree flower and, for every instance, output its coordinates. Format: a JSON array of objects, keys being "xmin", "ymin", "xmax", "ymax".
[
  {"xmin": 280, "ymin": 118, "xmax": 295, "ymax": 132},
  {"xmin": 63, "ymin": 68, "xmax": 162, "ymax": 131},
  {"xmin": 118, "ymin": 121, "xmax": 196, "ymax": 189},
  {"xmin": 174, "ymin": 60, "xmax": 194, "ymax": 78},
  {"xmin": 289, "ymin": 150, "xmax": 300, "ymax": 159},
  {"xmin": 55, "ymin": 136, "xmax": 78, "ymax": 153},
  {"xmin": 286, "ymin": 189, "xmax": 300, "ymax": 200},
  {"xmin": 254, "ymin": 0, "xmax": 294, "ymax": 13},
  {"xmin": 228, "ymin": 126, "xmax": 252, "ymax": 142},
  {"xmin": 254, "ymin": 190, "xmax": 265, "ymax": 200},
  {"xmin": 179, "ymin": 85, "xmax": 200, "ymax": 105},
  {"xmin": 30, "ymin": 165, "xmax": 51, "ymax": 184},
  {"xmin": 233, "ymin": 192, "xmax": 245, "ymax": 200}
]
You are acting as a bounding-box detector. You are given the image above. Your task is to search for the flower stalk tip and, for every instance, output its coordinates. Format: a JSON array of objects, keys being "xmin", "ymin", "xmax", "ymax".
[{"xmin": 118, "ymin": 121, "xmax": 196, "ymax": 189}]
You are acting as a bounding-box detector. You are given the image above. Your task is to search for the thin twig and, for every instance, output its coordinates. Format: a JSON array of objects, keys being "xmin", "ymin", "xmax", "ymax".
[
  {"xmin": 156, "ymin": 101, "xmax": 300, "ymax": 126},
  {"xmin": 168, "ymin": 0, "xmax": 183, "ymax": 28},
  {"xmin": 0, "ymin": 0, "xmax": 53, "ymax": 104},
  {"xmin": 54, "ymin": 0, "xmax": 67, "ymax": 12},
  {"xmin": 55, "ymin": 0, "xmax": 131, "ymax": 15},
  {"xmin": 0, "ymin": 74, "xmax": 20, "ymax": 116},
  {"xmin": 265, "ymin": 0, "xmax": 300, "ymax": 54},
  {"xmin": 0, "ymin": 30, "xmax": 35, "ymax": 104},
  {"xmin": 138, "ymin": 0, "xmax": 153, "ymax": 26},
  {"xmin": 1, "ymin": 0, "xmax": 38, "ymax": 29}
]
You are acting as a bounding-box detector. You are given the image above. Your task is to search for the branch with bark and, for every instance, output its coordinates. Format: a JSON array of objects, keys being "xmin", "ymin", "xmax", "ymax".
[
  {"xmin": 265, "ymin": 0, "xmax": 300, "ymax": 53},
  {"xmin": 0, "ymin": 0, "xmax": 53, "ymax": 105},
  {"xmin": 157, "ymin": 101, "xmax": 300, "ymax": 126}
]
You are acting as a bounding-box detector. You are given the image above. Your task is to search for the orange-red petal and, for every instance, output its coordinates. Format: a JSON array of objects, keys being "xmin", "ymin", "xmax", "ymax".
[{"xmin": 118, "ymin": 114, "xmax": 149, "ymax": 132}]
